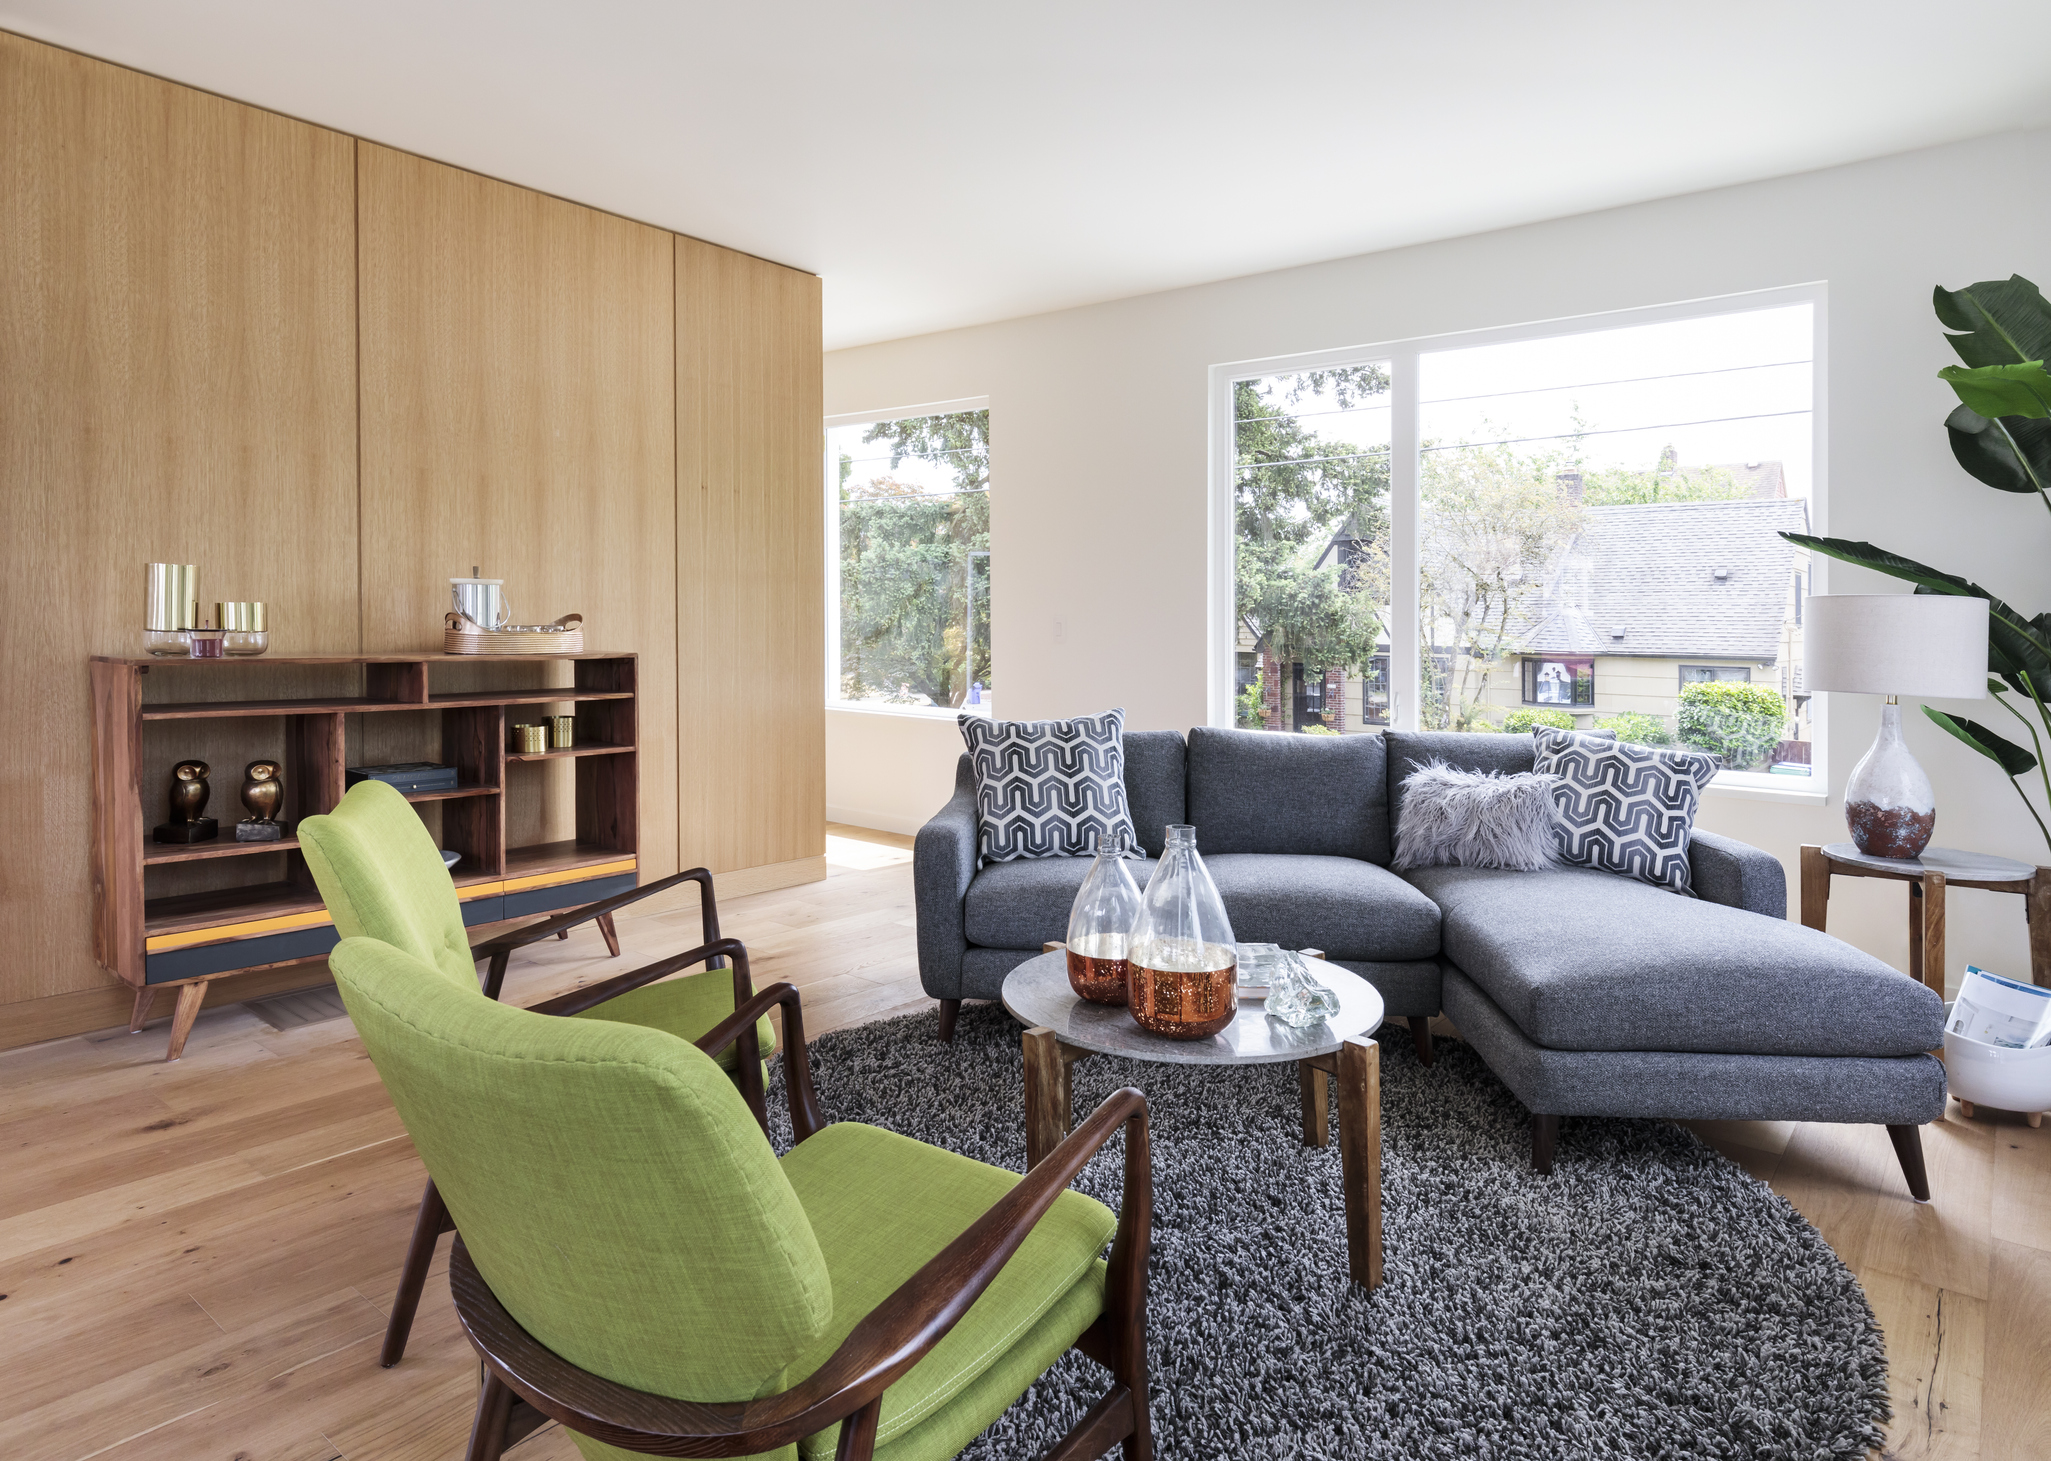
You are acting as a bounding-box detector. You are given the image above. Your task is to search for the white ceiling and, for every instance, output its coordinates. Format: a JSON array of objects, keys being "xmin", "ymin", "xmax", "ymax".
[{"xmin": 7, "ymin": 1, "xmax": 2049, "ymax": 349}]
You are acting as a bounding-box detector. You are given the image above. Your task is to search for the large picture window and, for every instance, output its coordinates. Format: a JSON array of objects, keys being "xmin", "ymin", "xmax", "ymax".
[
  {"xmin": 826, "ymin": 402, "xmax": 991, "ymax": 715},
  {"xmin": 1214, "ymin": 288, "xmax": 1823, "ymax": 790}
]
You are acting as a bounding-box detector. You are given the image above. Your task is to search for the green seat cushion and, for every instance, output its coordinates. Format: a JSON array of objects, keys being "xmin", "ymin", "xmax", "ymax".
[
  {"xmin": 571, "ymin": 968, "xmax": 776, "ymax": 1074},
  {"xmin": 780, "ymin": 1123, "xmax": 1114, "ymax": 1459}
]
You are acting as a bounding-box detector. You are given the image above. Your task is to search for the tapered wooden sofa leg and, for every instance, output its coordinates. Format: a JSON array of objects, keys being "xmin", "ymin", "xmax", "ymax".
[
  {"xmin": 1532, "ymin": 1113, "xmax": 1559, "ymax": 1175},
  {"xmin": 1409, "ymin": 1016, "xmax": 1435, "ymax": 1066},
  {"xmin": 937, "ymin": 998, "xmax": 961, "ymax": 1042},
  {"xmin": 382, "ymin": 1179, "xmax": 452, "ymax": 1367},
  {"xmin": 1888, "ymin": 1123, "xmax": 1932, "ymax": 1203}
]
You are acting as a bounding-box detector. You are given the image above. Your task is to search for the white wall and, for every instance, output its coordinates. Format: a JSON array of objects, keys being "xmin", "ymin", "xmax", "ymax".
[{"xmin": 825, "ymin": 127, "xmax": 2051, "ymax": 984}]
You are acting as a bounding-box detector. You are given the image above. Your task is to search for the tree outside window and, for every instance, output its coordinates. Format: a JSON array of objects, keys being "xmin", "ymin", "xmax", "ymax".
[{"xmin": 831, "ymin": 409, "xmax": 991, "ymax": 712}]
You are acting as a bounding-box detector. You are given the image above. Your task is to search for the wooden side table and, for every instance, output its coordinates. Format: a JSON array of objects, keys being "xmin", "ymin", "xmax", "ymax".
[{"xmin": 1799, "ymin": 842, "xmax": 2051, "ymax": 995}]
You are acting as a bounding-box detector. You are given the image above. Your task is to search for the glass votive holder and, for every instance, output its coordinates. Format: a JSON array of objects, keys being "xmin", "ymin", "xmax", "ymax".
[
  {"xmin": 144, "ymin": 628, "xmax": 191, "ymax": 657},
  {"xmin": 217, "ymin": 602, "xmax": 268, "ymax": 656},
  {"xmin": 187, "ymin": 629, "xmax": 225, "ymax": 659}
]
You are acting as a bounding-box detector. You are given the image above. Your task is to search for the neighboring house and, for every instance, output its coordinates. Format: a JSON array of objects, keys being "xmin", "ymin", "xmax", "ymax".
[
  {"xmin": 1239, "ymin": 477, "xmax": 1812, "ymax": 750},
  {"xmin": 1472, "ymin": 495, "xmax": 1809, "ymax": 743}
]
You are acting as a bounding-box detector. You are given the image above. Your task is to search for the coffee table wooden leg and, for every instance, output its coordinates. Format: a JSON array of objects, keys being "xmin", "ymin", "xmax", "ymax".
[
  {"xmin": 1336, "ymin": 1036, "xmax": 1382, "ymax": 1291},
  {"xmin": 1023, "ymin": 1025, "xmax": 1072, "ymax": 1171},
  {"xmin": 1298, "ymin": 1060, "xmax": 1329, "ymax": 1148}
]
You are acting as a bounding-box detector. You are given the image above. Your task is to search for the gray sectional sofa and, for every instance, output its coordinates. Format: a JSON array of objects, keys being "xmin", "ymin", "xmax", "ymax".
[{"xmin": 914, "ymin": 725, "xmax": 1948, "ymax": 1197}]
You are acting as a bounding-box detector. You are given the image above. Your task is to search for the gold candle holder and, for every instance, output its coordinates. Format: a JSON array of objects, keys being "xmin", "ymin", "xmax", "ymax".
[
  {"xmin": 549, "ymin": 714, "xmax": 576, "ymax": 748},
  {"xmin": 511, "ymin": 723, "xmax": 548, "ymax": 754}
]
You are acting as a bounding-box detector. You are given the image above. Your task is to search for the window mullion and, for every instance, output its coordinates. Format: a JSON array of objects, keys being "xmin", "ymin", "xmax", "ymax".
[{"xmin": 1388, "ymin": 347, "xmax": 1421, "ymax": 733}]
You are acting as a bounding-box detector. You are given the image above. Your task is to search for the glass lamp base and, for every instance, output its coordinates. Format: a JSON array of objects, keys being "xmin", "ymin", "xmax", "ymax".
[{"xmin": 1846, "ymin": 701, "xmax": 1935, "ymax": 860}]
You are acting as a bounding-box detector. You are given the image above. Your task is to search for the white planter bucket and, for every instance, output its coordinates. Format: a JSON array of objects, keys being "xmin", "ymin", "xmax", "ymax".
[{"xmin": 1943, "ymin": 1003, "xmax": 2051, "ymax": 1123}]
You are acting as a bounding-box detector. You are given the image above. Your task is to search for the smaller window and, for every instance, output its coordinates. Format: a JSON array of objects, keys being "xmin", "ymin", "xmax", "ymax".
[
  {"xmin": 1679, "ymin": 665, "xmax": 1751, "ymax": 687},
  {"xmin": 1523, "ymin": 657, "xmax": 1593, "ymax": 706},
  {"xmin": 1361, "ymin": 654, "xmax": 1391, "ymax": 727}
]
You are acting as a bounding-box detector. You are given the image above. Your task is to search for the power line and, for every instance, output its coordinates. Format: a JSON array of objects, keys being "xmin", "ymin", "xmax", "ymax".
[
  {"xmin": 842, "ymin": 486, "xmax": 990, "ymax": 503},
  {"xmin": 1234, "ymin": 408, "xmax": 1812, "ymax": 473}
]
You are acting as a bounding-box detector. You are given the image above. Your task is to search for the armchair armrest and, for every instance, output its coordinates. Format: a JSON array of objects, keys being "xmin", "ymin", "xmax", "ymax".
[
  {"xmin": 450, "ymin": 1088, "xmax": 1152, "ymax": 1457},
  {"xmin": 912, "ymin": 757, "xmax": 980, "ymax": 1001},
  {"xmin": 1689, "ymin": 830, "xmax": 1787, "ymax": 918},
  {"xmin": 528, "ymin": 936, "xmax": 752, "ymax": 1021},
  {"xmin": 695, "ymin": 981, "xmax": 825, "ymax": 1143},
  {"xmin": 474, "ymin": 868, "xmax": 730, "ymax": 999}
]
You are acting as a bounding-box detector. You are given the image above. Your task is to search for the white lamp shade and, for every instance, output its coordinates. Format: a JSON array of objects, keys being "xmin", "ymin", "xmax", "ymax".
[{"xmin": 1804, "ymin": 594, "xmax": 1989, "ymax": 699}]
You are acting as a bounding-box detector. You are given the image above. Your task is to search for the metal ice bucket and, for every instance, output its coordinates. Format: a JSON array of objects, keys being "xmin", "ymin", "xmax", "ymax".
[{"xmin": 449, "ymin": 571, "xmax": 512, "ymax": 630}]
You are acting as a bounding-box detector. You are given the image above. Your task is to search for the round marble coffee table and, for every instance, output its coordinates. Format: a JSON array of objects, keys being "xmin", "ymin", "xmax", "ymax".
[{"xmin": 1001, "ymin": 947, "xmax": 1388, "ymax": 1289}]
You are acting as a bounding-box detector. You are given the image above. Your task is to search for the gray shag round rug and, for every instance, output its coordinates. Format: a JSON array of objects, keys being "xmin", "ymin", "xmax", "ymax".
[{"xmin": 766, "ymin": 1002, "xmax": 1888, "ymax": 1460}]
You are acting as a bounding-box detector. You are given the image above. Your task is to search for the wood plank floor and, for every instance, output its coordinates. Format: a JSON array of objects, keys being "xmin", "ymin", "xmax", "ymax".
[{"xmin": 2, "ymin": 824, "xmax": 2044, "ymax": 1460}]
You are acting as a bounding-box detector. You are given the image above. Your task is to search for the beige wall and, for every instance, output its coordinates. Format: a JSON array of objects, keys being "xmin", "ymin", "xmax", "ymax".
[
  {"xmin": 0, "ymin": 31, "xmax": 824, "ymax": 1048},
  {"xmin": 825, "ymin": 124, "xmax": 2051, "ymax": 988}
]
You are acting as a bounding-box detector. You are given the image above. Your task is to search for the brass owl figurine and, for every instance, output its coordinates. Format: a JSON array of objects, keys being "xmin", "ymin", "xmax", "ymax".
[
  {"xmin": 241, "ymin": 760, "xmax": 283, "ymax": 824},
  {"xmin": 169, "ymin": 759, "xmax": 211, "ymax": 823}
]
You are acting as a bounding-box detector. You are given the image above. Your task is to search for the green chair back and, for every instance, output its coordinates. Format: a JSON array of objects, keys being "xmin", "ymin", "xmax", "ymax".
[
  {"xmin": 331, "ymin": 936, "xmax": 834, "ymax": 1402},
  {"xmin": 299, "ymin": 779, "xmax": 477, "ymax": 989}
]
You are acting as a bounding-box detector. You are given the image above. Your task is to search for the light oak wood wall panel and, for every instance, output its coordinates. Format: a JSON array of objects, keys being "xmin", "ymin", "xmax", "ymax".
[
  {"xmin": 677, "ymin": 238, "xmax": 825, "ymax": 874},
  {"xmin": 0, "ymin": 33, "xmax": 358, "ymax": 1010},
  {"xmin": 355, "ymin": 143, "xmax": 680, "ymax": 876}
]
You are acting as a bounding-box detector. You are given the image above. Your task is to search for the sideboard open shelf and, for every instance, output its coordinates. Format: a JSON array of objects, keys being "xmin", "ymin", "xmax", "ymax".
[{"xmin": 90, "ymin": 652, "xmax": 641, "ymax": 1058}]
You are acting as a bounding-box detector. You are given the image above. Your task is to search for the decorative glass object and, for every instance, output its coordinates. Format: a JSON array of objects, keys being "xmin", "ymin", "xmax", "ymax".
[
  {"xmin": 1265, "ymin": 952, "xmax": 1343, "ymax": 1028},
  {"xmin": 1064, "ymin": 829, "xmax": 1142, "ymax": 1004},
  {"xmin": 1234, "ymin": 942, "xmax": 1284, "ymax": 996},
  {"xmin": 144, "ymin": 563, "xmax": 198, "ymax": 656},
  {"xmin": 217, "ymin": 601, "xmax": 268, "ymax": 656},
  {"xmin": 1127, "ymin": 825, "xmax": 1237, "ymax": 1039},
  {"xmin": 187, "ymin": 628, "xmax": 225, "ymax": 659}
]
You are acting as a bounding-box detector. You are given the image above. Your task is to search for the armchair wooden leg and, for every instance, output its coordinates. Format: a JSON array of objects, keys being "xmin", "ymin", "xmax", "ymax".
[
  {"xmin": 596, "ymin": 911, "xmax": 621, "ymax": 957},
  {"xmin": 833, "ymin": 1396, "xmax": 882, "ymax": 1461},
  {"xmin": 1408, "ymin": 1015, "xmax": 1434, "ymax": 1066},
  {"xmin": 1888, "ymin": 1123, "xmax": 1932, "ymax": 1203},
  {"xmin": 466, "ymin": 1371, "xmax": 513, "ymax": 1461},
  {"xmin": 383, "ymin": 1179, "xmax": 453, "ymax": 1366},
  {"xmin": 937, "ymin": 997, "xmax": 961, "ymax": 1042},
  {"xmin": 1532, "ymin": 1113, "xmax": 1559, "ymax": 1175},
  {"xmin": 556, "ymin": 929, "xmax": 569, "ymax": 940},
  {"xmin": 1045, "ymin": 1385, "xmax": 1139, "ymax": 1460}
]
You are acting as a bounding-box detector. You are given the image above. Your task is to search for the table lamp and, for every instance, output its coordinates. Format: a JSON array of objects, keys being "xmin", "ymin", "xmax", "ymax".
[{"xmin": 1805, "ymin": 594, "xmax": 1990, "ymax": 859}]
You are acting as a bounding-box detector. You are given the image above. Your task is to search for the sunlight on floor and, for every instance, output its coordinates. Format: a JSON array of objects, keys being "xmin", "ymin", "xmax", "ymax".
[{"xmin": 826, "ymin": 830, "xmax": 913, "ymax": 872}]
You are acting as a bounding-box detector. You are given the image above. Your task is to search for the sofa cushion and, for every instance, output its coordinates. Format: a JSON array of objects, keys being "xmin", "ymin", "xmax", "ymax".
[
  {"xmin": 1186, "ymin": 727, "xmax": 1391, "ymax": 864},
  {"xmin": 1384, "ymin": 729, "xmax": 1611, "ymax": 837},
  {"xmin": 965, "ymin": 856, "xmax": 1158, "ymax": 951},
  {"xmin": 1406, "ymin": 864, "xmax": 1944, "ymax": 1057},
  {"xmin": 1122, "ymin": 730, "xmax": 1187, "ymax": 859},
  {"xmin": 1532, "ymin": 726, "xmax": 1717, "ymax": 894},
  {"xmin": 961, "ymin": 709, "xmax": 1138, "ymax": 862},
  {"xmin": 1206, "ymin": 853, "xmax": 1440, "ymax": 962}
]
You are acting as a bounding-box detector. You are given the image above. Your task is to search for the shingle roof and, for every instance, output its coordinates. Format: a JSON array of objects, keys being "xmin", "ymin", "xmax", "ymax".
[{"xmin": 1516, "ymin": 497, "xmax": 1809, "ymax": 659}]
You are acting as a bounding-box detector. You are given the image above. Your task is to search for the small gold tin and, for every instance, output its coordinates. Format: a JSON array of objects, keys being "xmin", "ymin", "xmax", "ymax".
[
  {"xmin": 549, "ymin": 715, "xmax": 576, "ymax": 748},
  {"xmin": 511, "ymin": 723, "xmax": 548, "ymax": 754}
]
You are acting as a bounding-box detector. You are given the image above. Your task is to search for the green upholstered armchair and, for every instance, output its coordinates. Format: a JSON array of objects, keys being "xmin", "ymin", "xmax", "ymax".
[
  {"xmin": 298, "ymin": 779, "xmax": 777, "ymax": 1369},
  {"xmin": 330, "ymin": 936, "xmax": 1154, "ymax": 1461}
]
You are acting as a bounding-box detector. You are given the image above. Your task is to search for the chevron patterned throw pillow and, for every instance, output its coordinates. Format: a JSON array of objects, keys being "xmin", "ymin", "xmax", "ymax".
[
  {"xmin": 1531, "ymin": 726, "xmax": 1718, "ymax": 893},
  {"xmin": 959, "ymin": 708, "xmax": 1139, "ymax": 862}
]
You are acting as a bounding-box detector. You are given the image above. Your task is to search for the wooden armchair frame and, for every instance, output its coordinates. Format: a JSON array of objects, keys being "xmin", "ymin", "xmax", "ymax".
[
  {"xmin": 380, "ymin": 866, "xmax": 762, "ymax": 1372},
  {"xmin": 452, "ymin": 1063, "xmax": 1154, "ymax": 1461}
]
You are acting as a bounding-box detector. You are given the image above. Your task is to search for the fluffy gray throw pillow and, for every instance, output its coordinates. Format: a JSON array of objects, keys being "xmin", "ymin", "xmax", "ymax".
[{"xmin": 1392, "ymin": 760, "xmax": 1561, "ymax": 872}]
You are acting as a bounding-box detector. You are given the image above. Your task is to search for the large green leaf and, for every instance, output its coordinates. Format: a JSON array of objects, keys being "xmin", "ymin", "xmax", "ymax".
[
  {"xmin": 1946, "ymin": 404, "xmax": 2051, "ymax": 495},
  {"xmin": 1939, "ymin": 362, "xmax": 2051, "ymax": 419},
  {"xmin": 1933, "ymin": 275, "xmax": 2051, "ymax": 368},
  {"xmin": 1924, "ymin": 708, "xmax": 2039, "ymax": 777},
  {"xmin": 1780, "ymin": 532, "xmax": 2051, "ymax": 695}
]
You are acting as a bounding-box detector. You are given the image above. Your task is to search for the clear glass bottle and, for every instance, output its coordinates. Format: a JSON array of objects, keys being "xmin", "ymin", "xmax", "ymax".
[
  {"xmin": 1064, "ymin": 828, "xmax": 1143, "ymax": 1004},
  {"xmin": 1128, "ymin": 824, "xmax": 1238, "ymax": 1039}
]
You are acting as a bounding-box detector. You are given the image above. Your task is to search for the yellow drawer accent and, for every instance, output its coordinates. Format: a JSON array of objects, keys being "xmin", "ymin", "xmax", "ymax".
[
  {"xmin": 147, "ymin": 907, "xmax": 333, "ymax": 954},
  {"xmin": 501, "ymin": 858, "xmax": 635, "ymax": 895}
]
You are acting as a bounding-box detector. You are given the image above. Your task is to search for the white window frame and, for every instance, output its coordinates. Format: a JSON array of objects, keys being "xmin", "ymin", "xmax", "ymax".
[
  {"xmin": 1207, "ymin": 283, "xmax": 1829, "ymax": 803},
  {"xmin": 824, "ymin": 395, "xmax": 992, "ymax": 720}
]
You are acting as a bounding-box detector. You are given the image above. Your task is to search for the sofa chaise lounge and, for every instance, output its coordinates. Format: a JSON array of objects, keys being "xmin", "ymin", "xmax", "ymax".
[{"xmin": 914, "ymin": 726, "xmax": 1946, "ymax": 1198}]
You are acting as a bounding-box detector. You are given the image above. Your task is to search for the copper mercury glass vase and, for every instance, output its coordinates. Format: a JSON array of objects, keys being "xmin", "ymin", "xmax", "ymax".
[
  {"xmin": 1127, "ymin": 824, "xmax": 1237, "ymax": 1039},
  {"xmin": 1064, "ymin": 828, "xmax": 1143, "ymax": 1004}
]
